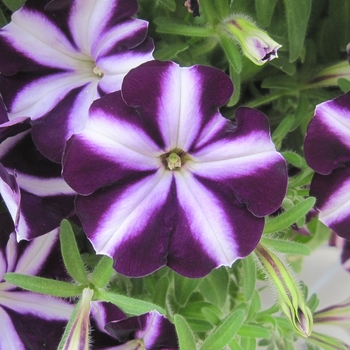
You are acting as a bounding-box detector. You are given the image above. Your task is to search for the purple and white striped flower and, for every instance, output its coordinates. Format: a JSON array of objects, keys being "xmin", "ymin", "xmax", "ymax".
[
  {"xmin": 0, "ymin": 217, "xmax": 74, "ymax": 349},
  {"xmin": 304, "ymin": 91, "xmax": 350, "ymax": 241},
  {"xmin": 0, "ymin": 0, "xmax": 154, "ymax": 162},
  {"xmin": 0, "ymin": 117, "xmax": 75, "ymax": 241},
  {"xmin": 62, "ymin": 61, "xmax": 287, "ymax": 277},
  {"xmin": 103, "ymin": 310, "xmax": 178, "ymax": 350}
]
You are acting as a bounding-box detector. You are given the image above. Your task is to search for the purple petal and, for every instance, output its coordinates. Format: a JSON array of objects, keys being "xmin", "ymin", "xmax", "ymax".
[
  {"xmin": 0, "ymin": 130, "xmax": 75, "ymax": 240},
  {"xmin": 310, "ymin": 167, "xmax": 350, "ymax": 241},
  {"xmin": 304, "ymin": 92, "xmax": 350, "ymax": 175},
  {"xmin": 121, "ymin": 61, "xmax": 234, "ymax": 151}
]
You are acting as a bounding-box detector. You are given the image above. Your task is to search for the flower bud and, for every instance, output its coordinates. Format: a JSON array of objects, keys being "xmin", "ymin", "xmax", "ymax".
[
  {"xmin": 307, "ymin": 332, "xmax": 350, "ymax": 350},
  {"xmin": 223, "ymin": 16, "xmax": 281, "ymax": 65},
  {"xmin": 313, "ymin": 297, "xmax": 350, "ymax": 332},
  {"xmin": 304, "ymin": 60, "xmax": 350, "ymax": 88},
  {"xmin": 255, "ymin": 243, "xmax": 313, "ymax": 337},
  {"xmin": 61, "ymin": 287, "xmax": 94, "ymax": 350}
]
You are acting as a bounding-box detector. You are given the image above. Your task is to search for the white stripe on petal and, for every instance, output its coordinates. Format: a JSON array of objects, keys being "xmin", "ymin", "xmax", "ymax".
[
  {"xmin": 14, "ymin": 173, "xmax": 75, "ymax": 197},
  {"xmin": 316, "ymin": 101, "xmax": 350, "ymax": 150},
  {"xmin": 175, "ymin": 171, "xmax": 237, "ymax": 265},
  {"xmin": 8, "ymin": 9, "xmax": 85, "ymax": 66},
  {"xmin": 92, "ymin": 170, "xmax": 172, "ymax": 256},
  {"xmin": 9, "ymin": 74, "xmax": 98, "ymax": 120},
  {"xmin": 0, "ymin": 308, "xmax": 25, "ymax": 350},
  {"xmin": 0, "ymin": 290, "xmax": 73, "ymax": 319},
  {"xmin": 318, "ymin": 179, "xmax": 350, "ymax": 228},
  {"xmin": 15, "ymin": 229, "xmax": 58, "ymax": 275}
]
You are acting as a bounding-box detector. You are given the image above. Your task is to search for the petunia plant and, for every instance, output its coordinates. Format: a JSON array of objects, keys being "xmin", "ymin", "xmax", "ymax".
[{"xmin": 1, "ymin": 0, "xmax": 350, "ymax": 349}]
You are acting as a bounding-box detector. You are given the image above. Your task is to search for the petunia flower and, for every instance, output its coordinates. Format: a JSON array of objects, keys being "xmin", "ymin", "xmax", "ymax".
[
  {"xmin": 0, "ymin": 117, "xmax": 76, "ymax": 241},
  {"xmin": 0, "ymin": 0, "xmax": 154, "ymax": 162},
  {"xmin": 304, "ymin": 91, "xmax": 350, "ymax": 241},
  {"xmin": 0, "ymin": 215, "xmax": 74, "ymax": 349},
  {"xmin": 62, "ymin": 60, "xmax": 287, "ymax": 277}
]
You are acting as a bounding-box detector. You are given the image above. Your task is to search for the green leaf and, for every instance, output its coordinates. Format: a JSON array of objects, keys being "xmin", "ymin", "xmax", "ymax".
[
  {"xmin": 229, "ymin": 338, "xmax": 244, "ymax": 350},
  {"xmin": 242, "ymin": 254, "xmax": 256, "ymax": 302},
  {"xmin": 237, "ymin": 325, "xmax": 271, "ymax": 338},
  {"xmin": 283, "ymin": 0, "xmax": 311, "ymax": 62},
  {"xmin": 200, "ymin": 306, "xmax": 246, "ymax": 350},
  {"xmin": 152, "ymin": 275, "xmax": 169, "ymax": 309},
  {"xmin": 95, "ymin": 289, "xmax": 165, "ymax": 315},
  {"xmin": 174, "ymin": 314, "xmax": 198, "ymax": 350},
  {"xmin": 154, "ymin": 42, "xmax": 189, "ymax": 61},
  {"xmin": 91, "ymin": 255, "xmax": 114, "ymax": 288},
  {"xmin": 215, "ymin": 0, "xmax": 230, "ymax": 18},
  {"xmin": 0, "ymin": 8, "xmax": 7, "ymax": 28},
  {"xmin": 60, "ymin": 219, "xmax": 88, "ymax": 284},
  {"xmin": 3, "ymin": 0, "xmax": 25, "ymax": 11},
  {"xmin": 261, "ymin": 237, "xmax": 310, "ymax": 256},
  {"xmin": 272, "ymin": 114, "xmax": 295, "ymax": 149},
  {"xmin": 155, "ymin": 17, "xmax": 214, "ymax": 37},
  {"xmin": 227, "ymin": 66, "xmax": 241, "ymax": 107},
  {"xmin": 255, "ymin": 0, "xmax": 278, "ymax": 27},
  {"xmin": 158, "ymin": 0, "xmax": 176, "ymax": 11},
  {"xmin": 4, "ymin": 273, "xmax": 83, "ymax": 297},
  {"xmin": 199, "ymin": 267, "xmax": 229, "ymax": 307},
  {"xmin": 282, "ymin": 151, "xmax": 306, "ymax": 169},
  {"xmin": 338, "ymin": 78, "xmax": 350, "ymax": 93},
  {"xmin": 174, "ymin": 273, "xmax": 201, "ymax": 306},
  {"xmin": 262, "ymin": 76, "xmax": 298, "ymax": 90},
  {"xmin": 219, "ymin": 33, "xmax": 242, "ymax": 73},
  {"xmin": 263, "ymin": 197, "xmax": 316, "ymax": 234}
]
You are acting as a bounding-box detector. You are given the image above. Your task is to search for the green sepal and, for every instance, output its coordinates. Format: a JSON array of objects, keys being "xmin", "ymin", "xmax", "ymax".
[
  {"xmin": 200, "ymin": 304, "xmax": 246, "ymax": 350},
  {"xmin": 263, "ymin": 197, "xmax": 316, "ymax": 234},
  {"xmin": 94, "ymin": 289, "xmax": 165, "ymax": 316},
  {"xmin": 261, "ymin": 237, "xmax": 310, "ymax": 256},
  {"xmin": 4, "ymin": 273, "xmax": 83, "ymax": 297},
  {"xmin": 60, "ymin": 219, "xmax": 88, "ymax": 284},
  {"xmin": 91, "ymin": 255, "xmax": 114, "ymax": 288},
  {"xmin": 174, "ymin": 314, "xmax": 198, "ymax": 350}
]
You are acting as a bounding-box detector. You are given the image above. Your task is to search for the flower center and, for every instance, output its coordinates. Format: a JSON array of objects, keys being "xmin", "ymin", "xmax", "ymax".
[
  {"xmin": 93, "ymin": 66, "xmax": 104, "ymax": 77},
  {"xmin": 161, "ymin": 149, "xmax": 191, "ymax": 171}
]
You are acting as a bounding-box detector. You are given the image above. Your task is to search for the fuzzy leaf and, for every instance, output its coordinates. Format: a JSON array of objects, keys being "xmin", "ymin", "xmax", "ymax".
[{"xmin": 174, "ymin": 314, "xmax": 198, "ymax": 350}]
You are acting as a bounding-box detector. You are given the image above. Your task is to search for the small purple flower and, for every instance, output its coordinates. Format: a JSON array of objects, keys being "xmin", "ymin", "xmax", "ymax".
[
  {"xmin": 0, "ymin": 117, "xmax": 75, "ymax": 240},
  {"xmin": 0, "ymin": 0, "xmax": 154, "ymax": 162},
  {"xmin": 0, "ymin": 216, "xmax": 74, "ymax": 349},
  {"xmin": 304, "ymin": 91, "xmax": 350, "ymax": 241},
  {"xmin": 62, "ymin": 60, "xmax": 287, "ymax": 277}
]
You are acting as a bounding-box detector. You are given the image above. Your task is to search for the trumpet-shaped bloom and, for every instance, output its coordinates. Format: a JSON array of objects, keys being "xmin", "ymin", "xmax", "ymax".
[
  {"xmin": 62, "ymin": 61, "xmax": 287, "ymax": 277},
  {"xmin": 0, "ymin": 0, "xmax": 154, "ymax": 162},
  {"xmin": 0, "ymin": 117, "xmax": 75, "ymax": 241},
  {"xmin": 0, "ymin": 217, "xmax": 74, "ymax": 349},
  {"xmin": 304, "ymin": 92, "xmax": 350, "ymax": 241}
]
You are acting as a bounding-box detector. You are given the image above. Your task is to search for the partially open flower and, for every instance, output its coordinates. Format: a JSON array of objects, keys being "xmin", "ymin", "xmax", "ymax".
[
  {"xmin": 304, "ymin": 91, "xmax": 350, "ymax": 241},
  {"xmin": 62, "ymin": 60, "xmax": 287, "ymax": 277},
  {"xmin": 0, "ymin": 0, "xmax": 154, "ymax": 162},
  {"xmin": 223, "ymin": 16, "xmax": 281, "ymax": 66}
]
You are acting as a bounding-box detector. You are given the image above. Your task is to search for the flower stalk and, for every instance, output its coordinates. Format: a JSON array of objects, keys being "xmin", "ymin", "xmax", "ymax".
[{"xmin": 255, "ymin": 243, "xmax": 313, "ymax": 338}]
